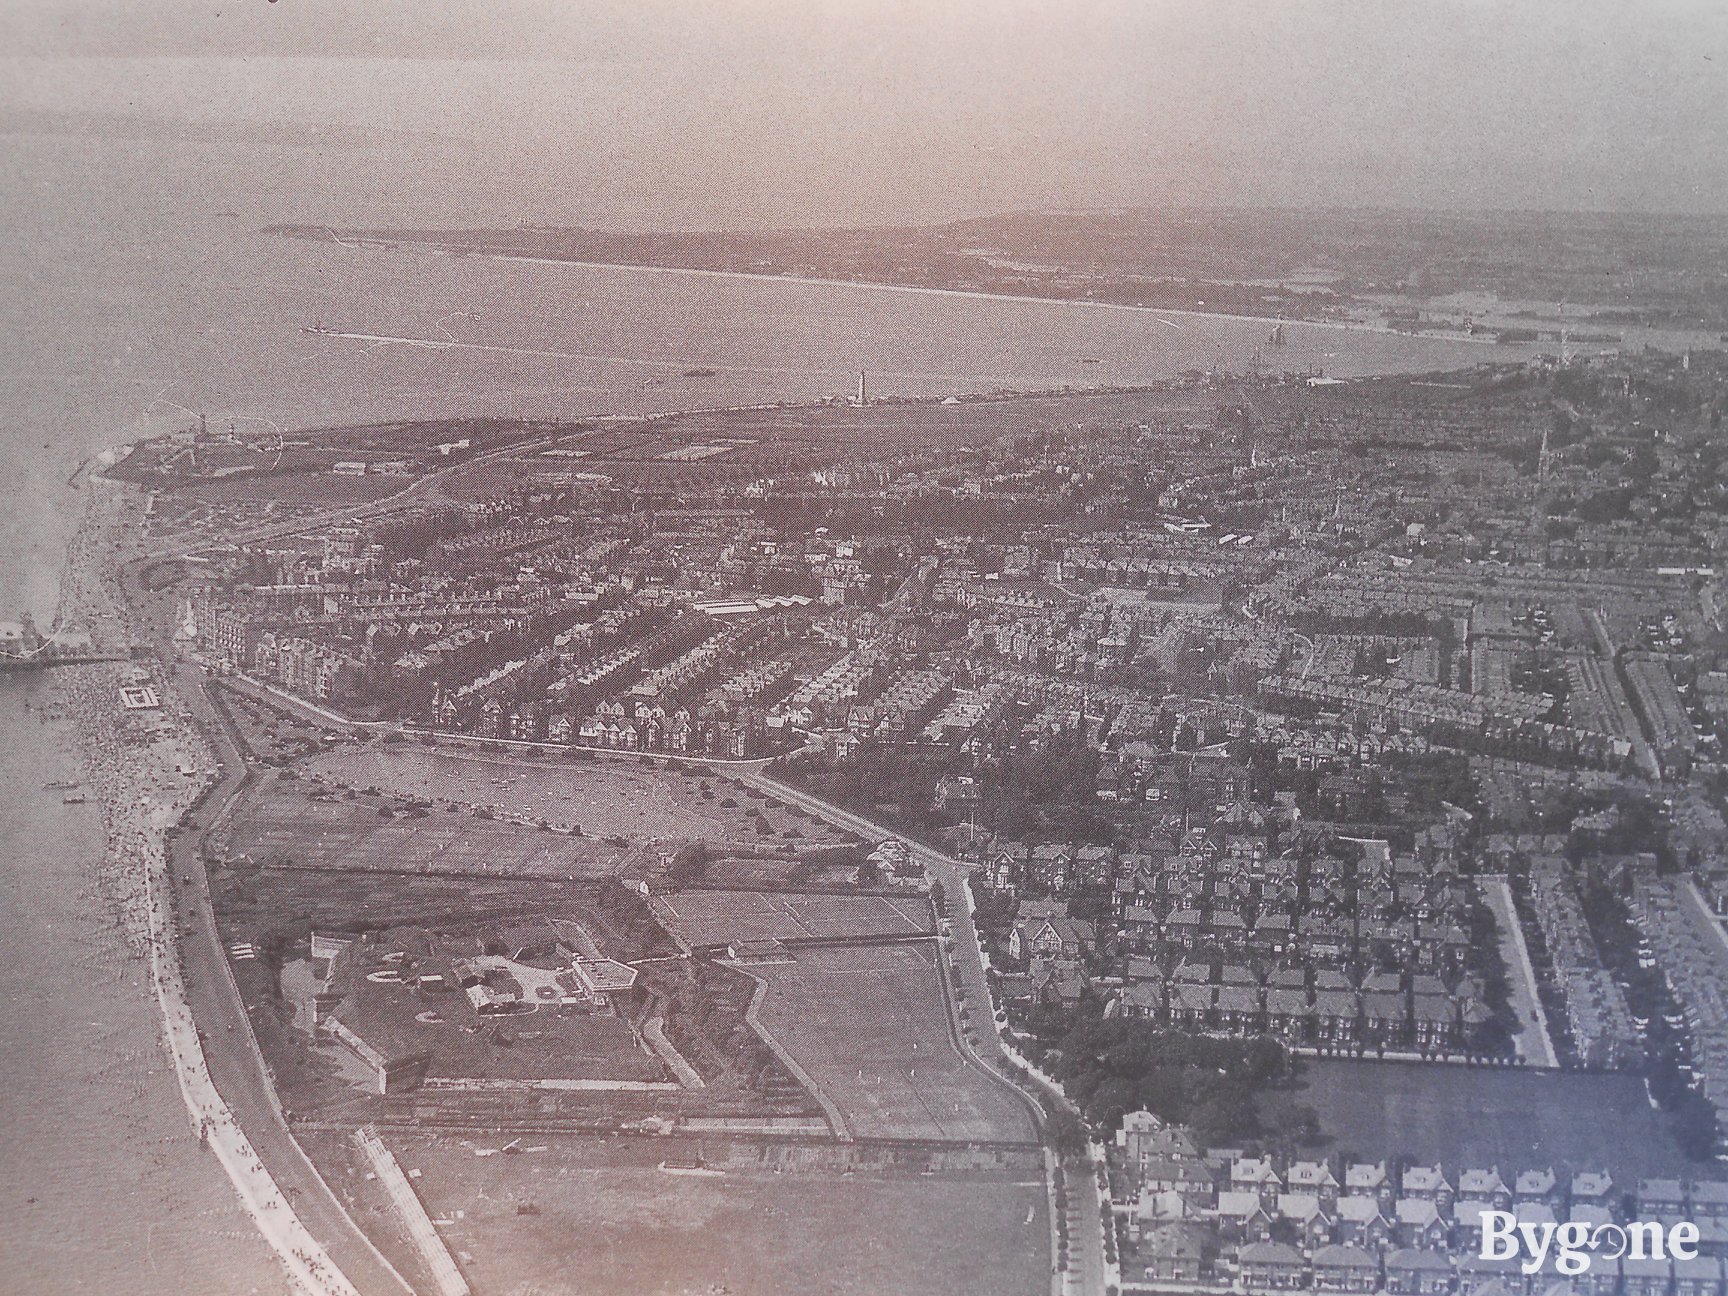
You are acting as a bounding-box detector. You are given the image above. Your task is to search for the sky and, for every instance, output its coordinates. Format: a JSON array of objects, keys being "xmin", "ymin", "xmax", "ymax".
[{"xmin": 1, "ymin": 0, "xmax": 1726, "ymax": 225}]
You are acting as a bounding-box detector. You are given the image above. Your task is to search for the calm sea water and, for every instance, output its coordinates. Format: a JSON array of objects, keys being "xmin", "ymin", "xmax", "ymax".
[
  {"xmin": 1, "ymin": 127, "xmax": 1507, "ymax": 623},
  {"xmin": 0, "ymin": 674, "xmax": 284, "ymax": 1295},
  {"xmin": 0, "ymin": 124, "xmax": 1502, "ymax": 1291}
]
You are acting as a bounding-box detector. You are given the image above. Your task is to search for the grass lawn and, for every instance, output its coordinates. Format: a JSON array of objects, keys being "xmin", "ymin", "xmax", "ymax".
[
  {"xmin": 651, "ymin": 890, "xmax": 933, "ymax": 948},
  {"xmin": 751, "ymin": 942, "xmax": 1036, "ymax": 1144},
  {"xmin": 225, "ymin": 773, "xmax": 631, "ymax": 878},
  {"xmin": 1291, "ymin": 1058, "xmax": 1696, "ymax": 1179},
  {"xmin": 397, "ymin": 1135, "xmax": 1049, "ymax": 1296},
  {"xmin": 303, "ymin": 746, "xmax": 851, "ymax": 848}
]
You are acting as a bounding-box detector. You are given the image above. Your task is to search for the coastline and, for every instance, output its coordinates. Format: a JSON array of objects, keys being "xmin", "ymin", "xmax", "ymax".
[
  {"xmin": 327, "ymin": 235, "xmax": 1520, "ymax": 350},
  {"xmin": 45, "ymin": 463, "xmax": 370, "ymax": 1296}
]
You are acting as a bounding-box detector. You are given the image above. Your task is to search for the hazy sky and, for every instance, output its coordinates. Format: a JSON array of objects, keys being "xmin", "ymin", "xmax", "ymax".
[{"xmin": 2, "ymin": 0, "xmax": 1726, "ymax": 224}]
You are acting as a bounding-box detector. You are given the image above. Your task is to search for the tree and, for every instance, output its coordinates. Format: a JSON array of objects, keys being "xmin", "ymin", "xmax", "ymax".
[{"xmin": 667, "ymin": 843, "xmax": 709, "ymax": 884}]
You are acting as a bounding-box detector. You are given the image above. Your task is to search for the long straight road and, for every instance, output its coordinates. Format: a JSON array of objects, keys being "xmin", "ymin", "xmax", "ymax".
[{"xmin": 1481, "ymin": 876, "xmax": 1559, "ymax": 1068}]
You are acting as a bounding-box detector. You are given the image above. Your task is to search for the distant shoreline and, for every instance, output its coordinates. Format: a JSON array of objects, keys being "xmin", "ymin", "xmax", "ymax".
[{"xmin": 308, "ymin": 233, "xmax": 1516, "ymax": 350}]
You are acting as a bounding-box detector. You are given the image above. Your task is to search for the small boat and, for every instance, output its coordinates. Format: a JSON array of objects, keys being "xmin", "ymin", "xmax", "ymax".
[
  {"xmin": 43, "ymin": 779, "xmax": 81, "ymax": 790},
  {"xmin": 63, "ymin": 793, "xmax": 88, "ymax": 804},
  {"xmin": 682, "ymin": 367, "xmax": 718, "ymax": 378},
  {"xmin": 1080, "ymin": 357, "xmax": 1100, "ymax": 364}
]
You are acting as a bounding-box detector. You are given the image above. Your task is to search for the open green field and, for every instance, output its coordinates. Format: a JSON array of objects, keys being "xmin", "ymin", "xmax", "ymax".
[
  {"xmin": 212, "ymin": 868, "xmax": 624, "ymax": 940},
  {"xmin": 652, "ymin": 889, "xmax": 933, "ymax": 948},
  {"xmin": 1292, "ymin": 1058, "xmax": 1695, "ymax": 1178},
  {"xmin": 392, "ymin": 1135, "xmax": 1049, "ymax": 1296},
  {"xmin": 632, "ymin": 387, "xmax": 1220, "ymax": 451},
  {"xmin": 752, "ymin": 943, "xmax": 1036, "ymax": 1144},
  {"xmin": 223, "ymin": 772, "xmax": 632, "ymax": 878},
  {"xmin": 302, "ymin": 746, "xmax": 852, "ymax": 848},
  {"xmin": 433, "ymin": 387, "xmax": 1228, "ymax": 496}
]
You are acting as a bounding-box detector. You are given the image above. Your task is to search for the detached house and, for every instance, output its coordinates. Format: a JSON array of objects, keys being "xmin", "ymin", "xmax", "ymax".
[
  {"xmin": 1394, "ymin": 1197, "xmax": 1450, "ymax": 1250},
  {"xmin": 1007, "ymin": 914, "xmax": 1094, "ymax": 963},
  {"xmin": 1460, "ymin": 1168, "xmax": 1512, "ymax": 1208}
]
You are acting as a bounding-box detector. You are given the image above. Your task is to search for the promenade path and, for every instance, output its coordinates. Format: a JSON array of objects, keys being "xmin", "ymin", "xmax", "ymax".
[
  {"xmin": 165, "ymin": 662, "xmax": 416, "ymax": 1296},
  {"xmin": 354, "ymin": 1127, "xmax": 470, "ymax": 1296},
  {"xmin": 143, "ymin": 782, "xmax": 364, "ymax": 1296}
]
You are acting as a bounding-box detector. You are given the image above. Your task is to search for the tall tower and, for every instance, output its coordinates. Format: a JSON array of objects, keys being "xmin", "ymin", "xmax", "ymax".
[{"xmin": 856, "ymin": 371, "xmax": 867, "ymax": 406}]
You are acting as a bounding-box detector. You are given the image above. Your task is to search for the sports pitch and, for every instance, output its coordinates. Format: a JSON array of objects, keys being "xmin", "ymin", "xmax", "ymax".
[
  {"xmin": 751, "ymin": 943, "xmax": 1036, "ymax": 1144},
  {"xmin": 1294, "ymin": 1058, "xmax": 1693, "ymax": 1179},
  {"xmin": 225, "ymin": 775, "xmax": 631, "ymax": 878},
  {"xmin": 303, "ymin": 746, "xmax": 850, "ymax": 846},
  {"xmin": 391, "ymin": 1135, "xmax": 1048, "ymax": 1296},
  {"xmin": 651, "ymin": 890, "xmax": 934, "ymax": 948}
]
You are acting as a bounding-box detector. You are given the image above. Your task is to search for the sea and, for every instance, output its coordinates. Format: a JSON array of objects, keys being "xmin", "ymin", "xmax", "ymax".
[{"xmin": 0, "ymin": 122, "xmax": 1508, "ymax": 1292}]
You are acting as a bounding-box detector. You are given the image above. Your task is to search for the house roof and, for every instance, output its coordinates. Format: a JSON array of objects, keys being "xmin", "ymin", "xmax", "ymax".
[
  {"xmin": 1638, "ymin": 1178, "xmax": 1685, "ymax": 1202},
  {"xmin": 1135, "ymin": 1189, "xmax": 1190, "ymax": 1225},
  {"xmin": 1312, "ymin": 1244, "xmax": 1379, "ymax": 1269},
  {"xmin": 1277, "ymin": 1192, "xmax": 1327, "ymax": 1222},
  {"xmin": 1239, "ymin": 1242, "xmax": 1304, "ymax": 1265},
  {"xmin": 1232, "ymin": 1157, "xmax": 1280, "ymax": 1185},
  {"xmin": 1143, "ymin": 1220, "xmax": 1210, "ymax": 1258},
  {"xmin": 1288, "ymin": 1161, "xmax": 1339, "ymax": 1189},
  {"xmin": 1516, "ymin": 1168, "xmax": 1557, "ymax": 1195},
  {"xmin": 1387, "ymin": 1248, "xmax": 1453, "ymax": 1271},
  {"xmin": 1460, "ymin": 1168, "xmax": 1507, "ymax": 1195},
  {"xmin": 1623, "ymin": 1255, "xmax": 1672, "ymax": 1277},
  {"xmin": 1345, "ymin": 1161, "xmax": 1387, "ymax": 1189},
  {"xmin": 1402, "ymin": 1165, "xmax": 1450, "ymax": 1193},
  {"xmin": 1674, "ymin": 1256, "xmax": 1723, "ymax": 1280},
  {"xmin": 1172, "ymin": 983, "xmax": 1214, "ymax": 1011},
  {"xmin": 1216, "ymin": 1190, "xmax": 1267, "ymax": 1220},
  {"xmin": 1395, "ymin": 1199, "xmax": 1441, "ymax": 1226},
  {"xmin": 1337, "ymin": 1197, "xmax": 1386, "ymax": 1223},
  {"xmin": 1216, "ymin": 986, "xmax": 1260, "ymax": 1013}
]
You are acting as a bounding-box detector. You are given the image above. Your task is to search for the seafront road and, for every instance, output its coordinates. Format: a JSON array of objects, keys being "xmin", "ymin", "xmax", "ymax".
[{"xmin": 166, "ymin": 661, "xmax": 415, "ymax": 1296}]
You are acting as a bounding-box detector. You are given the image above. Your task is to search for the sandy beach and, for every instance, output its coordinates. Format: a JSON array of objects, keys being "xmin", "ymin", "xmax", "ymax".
[{"xmin": 26, "ymin": 461, "xmax": 358, "ymax": 1295}]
